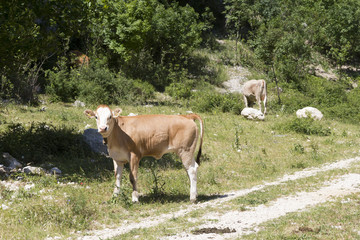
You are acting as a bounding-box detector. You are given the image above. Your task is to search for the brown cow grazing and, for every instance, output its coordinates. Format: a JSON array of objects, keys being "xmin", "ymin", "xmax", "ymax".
[
  {"xmin": 84, "ymin": 105, "xmax": 204, "ymax": 202},
  {"xmin": 242, "ymin": 79, "xmax": 267, "ymax": 114},
  {"xmin": 69, "ymin": 50, "xmax": 90, "ymax": 68}
]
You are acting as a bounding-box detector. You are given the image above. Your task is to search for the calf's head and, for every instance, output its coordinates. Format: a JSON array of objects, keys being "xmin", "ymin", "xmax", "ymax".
[{"xmin": 84, "ymin": 105, "xmax": 122, "ymax": 136}]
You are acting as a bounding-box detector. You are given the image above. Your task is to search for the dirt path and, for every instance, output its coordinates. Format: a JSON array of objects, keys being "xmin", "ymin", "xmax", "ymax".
[
  {"xmin": 78, "ymin": 157, "xmax": 360, "ymax": 240},
  {"xmin": 167, "ymin": 173, "xmax": 360, "ymax": 240},
  {"xmin": 218, "ymin": 66, "xmax": 250, "ymax": 93}
]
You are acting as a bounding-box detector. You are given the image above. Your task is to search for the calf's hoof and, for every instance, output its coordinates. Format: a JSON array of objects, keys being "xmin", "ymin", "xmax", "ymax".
[{"xmin": 132, "ymin": 191, "xmax": 139, "ymax": 203}]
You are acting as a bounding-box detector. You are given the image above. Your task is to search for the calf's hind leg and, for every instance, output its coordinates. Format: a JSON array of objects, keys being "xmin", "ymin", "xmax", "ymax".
[
  {"xmin": 180, "ymin": 152, "xmax": 199, "ymax": 202},
  {"xmin": 129, "ymin": 153, "xmax": 140, "ymax": 202}
]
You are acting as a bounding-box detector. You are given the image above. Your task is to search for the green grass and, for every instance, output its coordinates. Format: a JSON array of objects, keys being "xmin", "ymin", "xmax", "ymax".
[{"xmin": 1, "ymin": 101, "xmax": 360, "ymax": 239}]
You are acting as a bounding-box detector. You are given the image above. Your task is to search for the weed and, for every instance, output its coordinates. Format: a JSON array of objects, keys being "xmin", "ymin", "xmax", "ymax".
[
  {"xmin": 205, "ymin": 167, "xmax": 218, "ymax": 186},
  {"xmin": 233, "ymin": 125, "xmax": 243, "ymax": 151},
  {"xmin": 292, "ymin": 143, "xmax": 305, "ymax": 154},
  {"xmin": 291, "ymin": 161, "xmax": 307, "ymax": 169},
  {"xmin": 36, "ymin": 175, "xmax": 58, "ymax": 188},
  {"xmin": 0, "ymin": 186, "xmax": 13, "ymax": 200},
  {"xmin": 342, "ymin": 130, "xmax": 348, "ymax": 137},
  {"xmin": 261, "ymin": 148, "xmax": 267, "ymax": 156},
  {"xmin": 148, "ymin": 161, "xmax": 166, "ymax": 199},
  {"xmin": 190, "ymin": 90, "xmax": 243, "ymax": 114},
  {"xmin": 274, "ymin": 118, "xmax": 331, "ymax": 136},
  {"xmin": 255, "ymin": 156, "xmax": 267, "ymax": 170}
]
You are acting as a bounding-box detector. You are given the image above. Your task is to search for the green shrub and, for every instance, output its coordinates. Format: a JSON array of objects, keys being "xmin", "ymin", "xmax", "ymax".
[
  {"xmin": 45, "ymin": 60, "xmax": 78, "ymax": 102},
  {"xmin": 94, "ymin": 0, "xmax": 203, "ymax": 90},
  {"xmin": 190, "ymin": 90, "xmax": 243, "ymax": 114},
  {"xmin": 268, "ymin": 88, "xmax": 313, "ymax": 114},
  {"xmin": 274, "ymin": 117, "xmax": 331, "ymax": 136},
  {"xmin": 46, "ymin": 58, "xmax": 155, "ymax": 105},
  {"xmin": 77, "ymin": 67, "xmax": 132, "ymax": 105},
  {"xmin": 304, "ymin": 76, "xmax": 346, "ymax": 107},
  {"xmin": 132, "ymin": 80, "xmax": 155, "ymax": 104},
  {"xmin": 165, "ymin": 81, "xmax": 193, "ymax": 100}
]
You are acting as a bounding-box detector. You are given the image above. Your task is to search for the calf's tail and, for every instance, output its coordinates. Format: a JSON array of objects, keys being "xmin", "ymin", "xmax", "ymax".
[
  {"xmin": 260, "ymin": 80, "xmax": 267, "ymax": 101},
  {"xmin": 186, "ymin": 114, "xmax": 204, "ymax": 165}
]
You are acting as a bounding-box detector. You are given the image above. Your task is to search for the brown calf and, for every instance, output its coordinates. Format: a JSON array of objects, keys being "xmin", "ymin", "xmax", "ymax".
[
  {"xmin": 84, "ymin": 105, "xmax": 204, "ymax": 202},
  {"xmin": 69, "ymin": 50, "xmax": 89, "ymax": 68},
  {"xmin": 242, "ymin": 79, "xmax": 267, "ymax": 114}
]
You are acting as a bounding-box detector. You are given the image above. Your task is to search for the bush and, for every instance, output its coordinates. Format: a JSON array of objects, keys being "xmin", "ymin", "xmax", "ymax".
[
  {"xmin": 46, "ymin": 58, "xmax": 155, "ymax": 105},
  {"xmin": 94, "ymin": 0, "xmax": 204, "ymax": 90},
  {"xmin": 132, "ymin": 80, "xmax": 155, "ymax": 104},
  {"xmin": 190, "ymin": 90, "xmax": 243, "ymax": 114},
  {"xmin": 303, "ymin": 76, "xmax": 346, "ymax": 107},
  {"xmin": 274, "ymin": 117, "xmax": 331, "ymax": 136},
  {"xmin": 77, "ymin": 67, "xmax": 154, "ymax": 105},
  {"xmin": 269, "ymin": 88, "xmax": 313, "ymax": 114},
  {"xmin": 77, "ymin": 67, "xmax": 130, "ymax": 105},
  {"xmin": 46, "ymin": 68, "xmax": 77, "ymax": 102},
  {"xmin": 165, "ymin": 81, "xmax": 193, "ymax": 100}
]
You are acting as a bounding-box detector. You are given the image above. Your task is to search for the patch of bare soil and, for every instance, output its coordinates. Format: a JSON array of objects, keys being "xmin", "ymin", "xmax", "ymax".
[
  {"xmin": 217, "ymin": 66, "xmax": 250, "ymax": 93},
  {"xmin": 192, "ymin": 227, "xmax": 236, "ymax": 235}
]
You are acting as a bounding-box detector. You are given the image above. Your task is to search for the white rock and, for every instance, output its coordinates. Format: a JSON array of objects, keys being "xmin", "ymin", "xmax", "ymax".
[
  {"xmin": 24, "ymin": 183, "xmax": 35, "ymax": 191},
  {"xmin": 296, "ymin": 107, "xmax": 323, "ymax": 120},
  {"xmin": 241, "ymin": 108, "xmax": 265, "ymax": 121},
  {"xmin": 1, "ymin": 204, "xmax": 10, "ymax": 210},
  {"xmin": 23, "ymin": 166, "xmax": 45, "ymax": 175},
  {"xmin": 73, "ymin": 100, "xmax": 85, "ymax": 107}
]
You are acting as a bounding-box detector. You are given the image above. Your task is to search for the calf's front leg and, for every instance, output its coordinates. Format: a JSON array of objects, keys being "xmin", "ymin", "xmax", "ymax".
[{"xmin": 113, "ymin": 160, "xmax": 124, "ymax": 196}]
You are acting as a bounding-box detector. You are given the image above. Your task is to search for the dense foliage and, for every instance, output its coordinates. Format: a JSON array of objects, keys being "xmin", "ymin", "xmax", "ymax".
[
  {"xmin": 225, "ymin": 0, "xmax": 360, "ymax": 84},
  {"xmin": 0, "ymin": 0, "xmax": 204, "ymax": 103},
  {"xmin": 1, "ymin": 0, "xmax": 360, "ymax": 121}
]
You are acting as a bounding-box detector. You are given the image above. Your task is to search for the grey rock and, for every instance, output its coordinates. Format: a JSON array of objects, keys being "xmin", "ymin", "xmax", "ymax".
[
  {"xmin": 0, "ymin": 165, "xmax": 8, "ymax": 177},
  {"xmin": 50, "ymin": 167, "xmax": 62, "ymax": 175},
  {"xmin": 2, "ymin": 153, "xmax": 22, "ymax": 169},
  {"xmin": 83, "ymin": 128, "xmax": 108, "ymax": 155}
]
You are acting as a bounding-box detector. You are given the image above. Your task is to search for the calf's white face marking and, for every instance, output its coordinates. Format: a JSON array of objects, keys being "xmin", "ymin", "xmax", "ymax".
[{"xmin": 96, "ymin": 107, "xmax": 113, "ymax": 134}]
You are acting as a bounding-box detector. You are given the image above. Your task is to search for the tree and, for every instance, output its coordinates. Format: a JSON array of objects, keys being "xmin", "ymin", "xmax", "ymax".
[
  {"xmin": 0, "ymin": 0, "xmax": 91, "ymax": 103},
  {"xmin": 91, "ymin": 0, "xmax": 203, "ymax": 89}
]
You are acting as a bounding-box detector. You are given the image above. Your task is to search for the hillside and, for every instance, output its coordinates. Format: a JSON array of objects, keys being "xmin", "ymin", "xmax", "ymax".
[{"xmin": 1, "ymin": 1, "xmax": 360, "ymax": 239}]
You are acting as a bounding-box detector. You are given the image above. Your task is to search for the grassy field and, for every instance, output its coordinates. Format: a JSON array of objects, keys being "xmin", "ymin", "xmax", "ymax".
[{"xmin": 1, "ymin": 100, "xmax": 360, "ymax": 239}]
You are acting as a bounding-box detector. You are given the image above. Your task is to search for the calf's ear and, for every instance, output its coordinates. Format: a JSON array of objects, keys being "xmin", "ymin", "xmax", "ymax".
[
  {"xmin": 113, "ymin": 108, "xmax": 122, "ymax": 118},
  {"xmin": 84, "ymin": 109, "xmax": 95, "ymax": 118}
]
